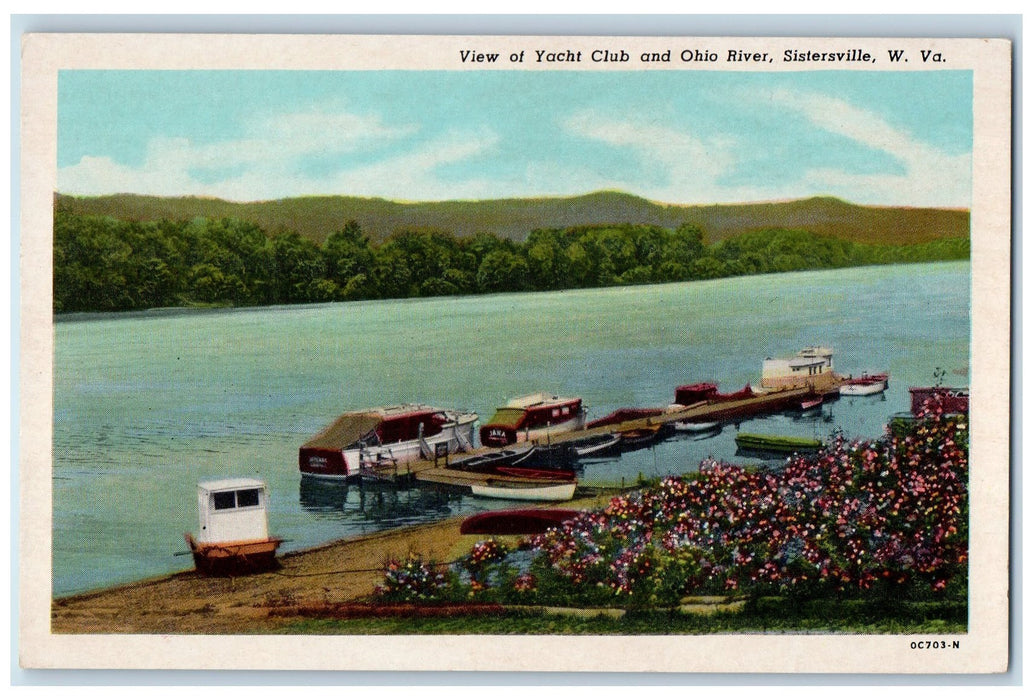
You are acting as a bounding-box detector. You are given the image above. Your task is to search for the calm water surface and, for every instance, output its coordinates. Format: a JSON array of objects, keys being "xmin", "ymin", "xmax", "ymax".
[{"xmin": 53, "ymin": 262, "xmax": 970, "ymax": 595}]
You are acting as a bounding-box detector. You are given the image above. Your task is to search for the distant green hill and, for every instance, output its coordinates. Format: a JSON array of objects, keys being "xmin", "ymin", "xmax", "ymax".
[{"xmin": 53, "ymin": 191, "xmax": 969, "ymax": 246}]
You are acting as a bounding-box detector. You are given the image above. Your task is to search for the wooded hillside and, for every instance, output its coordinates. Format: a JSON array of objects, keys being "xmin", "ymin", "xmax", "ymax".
[{"xmin": 54, "ymin": 191, "xmax": 970, "ymax": 248}]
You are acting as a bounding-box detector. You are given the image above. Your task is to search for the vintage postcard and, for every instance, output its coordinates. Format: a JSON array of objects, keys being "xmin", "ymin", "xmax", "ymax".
[{"xmin": 18, "ymin": 33, "xmax": 1011, "ymax": 673}]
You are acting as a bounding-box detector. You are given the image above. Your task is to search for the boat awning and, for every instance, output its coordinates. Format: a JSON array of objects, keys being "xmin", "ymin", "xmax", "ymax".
[
  {"xmin": 483, "ymin": 407, "xmax": 527, "ymax": 429},
  {"xmin": 301, "ymin": 412, "xmax": 382, "ymax": 450}
]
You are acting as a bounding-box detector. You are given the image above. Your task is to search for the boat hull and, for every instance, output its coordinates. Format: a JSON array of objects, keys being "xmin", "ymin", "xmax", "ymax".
[
  {"xmin": 572, "ymin": 432, "xmax": 622, "ymax": 457},
  {"xmin": 481, "ymin": 413, "xmax": 586, "ymax": 447},
  {"xmin": 734, "ymin": 433, "xmax": 824, "ymax": 454},
  {"xmin": 301, "ymin": 412, "xmax": 477, "ymax": 480},
  {"xmin": 839, "ymin": 380, "xmax": 887, "ymax": 396},
  {"xmin": 480, "ymin": 394, "xmax": 586, "ymax": 447},
  {"xmin": 460, "ymin": 509, "xmax": 580, "ymax": 535},
  {"xmin": 673, "ymin": 421, "xmax": 720, "ymax": 432},
  {"xmin": 184, "ymin": 534, "xmax": 282, "ymax": 575},
  {"xmin": 618, "ymin": 425, "xmax": 664, "ymax": 449},
  {"xmin": 471, "ymin": 481, "xmax": 577, "ymax": 502}
]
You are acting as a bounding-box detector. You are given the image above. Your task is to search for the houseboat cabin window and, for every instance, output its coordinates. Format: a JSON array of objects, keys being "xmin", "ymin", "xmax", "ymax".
[
  {"xmin": 212, "ymin": 491, "xmax": 236, "ymax": 510},
  {"xmin": 236, "ymin": 488, "xmax": 261, "ymax": 508},
  {"xmin": 212, "ymin": 488, "xmax": 262, "ymax": 510}
]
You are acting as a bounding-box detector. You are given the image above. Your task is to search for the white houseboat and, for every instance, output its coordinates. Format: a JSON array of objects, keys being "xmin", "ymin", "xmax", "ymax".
[
  {"xmin": 184, "ymin": 478, "xmax": 282, "ymax": 575},
  {"xmin": 299, "ymin": 404, "xmax": 478, "ymax": 479},
  {"xmin": 760, "ymin": 346, "xmax": 837, "ymax": 390}
]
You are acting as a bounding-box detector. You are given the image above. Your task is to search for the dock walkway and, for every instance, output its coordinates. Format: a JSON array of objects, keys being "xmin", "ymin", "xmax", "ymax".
[{"xmin": 366, "ymin": 378, "xmax": 842, "ymax": 491}]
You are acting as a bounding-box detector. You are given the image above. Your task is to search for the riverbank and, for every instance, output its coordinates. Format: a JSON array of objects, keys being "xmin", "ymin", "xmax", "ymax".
[
  {"xmin": 52, "ymin": 515, "xmax": 474, "ymax": 634},
  {"xmin": 51, "ymin": 493, "xmax": 620, "ymax": 635}
]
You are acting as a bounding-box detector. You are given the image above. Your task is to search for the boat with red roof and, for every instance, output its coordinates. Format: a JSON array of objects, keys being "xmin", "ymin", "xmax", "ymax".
[
  {"xmin": 299, "ymin": 404, "xmax": 477, "ymax": 480},
  {"xmin": 479, "ymin": 392, "xmax": 585, "ymax": 447}
]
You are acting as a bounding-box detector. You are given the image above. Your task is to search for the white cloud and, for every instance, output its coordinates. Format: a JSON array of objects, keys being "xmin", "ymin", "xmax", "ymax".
[
  {"xmin": 322, "ymin": 129, "xmax": 501, "ymax": 201},
  {"xmin": 57, "ymin": 93, "xmax": 972, "ymax": 208},
  {"xmin": 765, "ymin": 89, "xmax": 972, "ymax": 208},
  {"xmin": 58, "ymin": 106, "xmax": 423, "ymax": 200},
  {"xmin": 561, "ymin": 111, "xmax": 737, "ymax": 202},
  {"xmin": 561, "ymin": 97, "xmax": 971, "ymax": 208}
]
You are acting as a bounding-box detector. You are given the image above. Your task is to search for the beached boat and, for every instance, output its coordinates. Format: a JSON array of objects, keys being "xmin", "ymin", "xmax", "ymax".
[
  {"xmin": 840, "ymin": 373, "xmax": 889, "ymax": 396},
  {"xmin": 734, "ymin": 432, "xmax": 824, "ymax": 454},
  {"xmin": 299, "ymin": 404, "xmax": 477, "ymax": 480},
  {"xmin": 460, "ymin": 509, "xmax": 581, "ymax": 535},
  {"xmin": 470, "ymin": 479, "xmax": 577, "ymax": 502},
  {"xmin": 184, "ymin": 478, "xmax": 282, "ymax": 575},
  {"xmin": 479, "ymin": 393, "xmax": 585, "ymax": 447}
]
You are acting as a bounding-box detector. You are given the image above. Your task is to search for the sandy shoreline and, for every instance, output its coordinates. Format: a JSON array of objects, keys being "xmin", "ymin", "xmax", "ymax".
[{"xmin": 51, "ymin": 494, "xmax": 617, "ymax": 635}]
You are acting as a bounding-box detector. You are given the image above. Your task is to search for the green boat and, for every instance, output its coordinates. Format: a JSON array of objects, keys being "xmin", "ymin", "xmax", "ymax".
[{"xmin": 734, "ymin": 432, "xmax": 824, "ymax": 454}]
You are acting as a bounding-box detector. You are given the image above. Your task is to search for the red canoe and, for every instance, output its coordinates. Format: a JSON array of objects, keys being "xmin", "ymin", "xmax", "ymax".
[{"xmin": 459, "ymin": 509, "xmax": 580, "ymax": 535}]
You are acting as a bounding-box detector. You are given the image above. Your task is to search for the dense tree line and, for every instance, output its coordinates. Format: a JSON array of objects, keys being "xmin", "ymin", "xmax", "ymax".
[{"xmin": 52, "ymin": 211, "xmax": 970, "ymax": 313}]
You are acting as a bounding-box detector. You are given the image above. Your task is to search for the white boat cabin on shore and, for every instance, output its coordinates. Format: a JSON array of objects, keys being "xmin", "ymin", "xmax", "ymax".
[
  {"xmin": 761, "ymin": 346, "xmax": 835, "ymax": 389},
  {"xmin": 195, "ymin": 478, "xmax": 272, "ymax": 545}
]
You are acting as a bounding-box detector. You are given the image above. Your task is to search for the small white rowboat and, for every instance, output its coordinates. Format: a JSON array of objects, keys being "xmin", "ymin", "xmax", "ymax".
[
  {"xmin": 470, "ymin": 479, "xmax": 576, "ymax": 502},
  {"xmin": 840, "ymin": 379, "xmax": 887, "ymax": 396},
  {"xmin": 673, "ymin": 420, "xmax": 720, "ymax": 432}
]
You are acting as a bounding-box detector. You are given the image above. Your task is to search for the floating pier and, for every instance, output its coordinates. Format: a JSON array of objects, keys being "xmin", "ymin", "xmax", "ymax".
[{"xmin": 362, "ymin": 376, "xmax": 844, "ymax": 490}]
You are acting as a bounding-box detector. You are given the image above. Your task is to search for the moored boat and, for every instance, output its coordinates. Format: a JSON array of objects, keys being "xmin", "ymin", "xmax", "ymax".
[
  {"xmin": 734, "ymin": 432, "xmax": 824, "ymax": 454},
  {"xmin": 299, "ymin": 404, "xmax": 477, "ymax": 480},
  {"xmin": 585, "ymin": 407, "xmax": 664, "ymax": 430},
  {"xmin": 184, "ymin": 478, "xmax": 282, "ymax": 575},
  {"xmin": 673, "ymin": 382, "xmax": 756, "ymax": 406},
  {"xmin": 796, "ymin": 395, "xmax": 824, "ymax": 411},
  {"xmin": 571, "ymin": 432, "xmax": 622, "ymax": 457},
  {"xmin": 618, "ymin": 424, "xmax": 664, "ymax": 449},
  {"xmin": 840, "ymin": 373, "xmax": 888, "ymax": 396},
  {"xmin": 447, "ymin": 445, "xmax": 537, "ymax": 472},
  {"xmin": 480, "ymin": 393, "xmax": 585, "ymax": 447},
  {"xmin": 760, "ymin": 346, "xmax": 839, "ymax": 390},
  {"xmin": 672, "ymin": 420, "xmax": 720, "ymax": 432},
  {"xmin": 471, "ymin": 479, "xmax": 577, "ymax": 502},
  {"xmin": 495, "ymin": 466, "xmax": 578, "ymax": 482}
]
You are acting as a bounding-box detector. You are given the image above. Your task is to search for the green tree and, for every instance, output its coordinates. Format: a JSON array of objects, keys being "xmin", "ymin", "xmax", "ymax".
[{"xmin": 476, "ymin": 249, "xmax": 529, "ymax": 292}]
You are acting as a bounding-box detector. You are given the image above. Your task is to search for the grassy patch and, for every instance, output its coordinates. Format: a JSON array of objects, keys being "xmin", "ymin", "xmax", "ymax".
[{"xmin": 266, "ymin": 596, "xmax": 966, "ymax": 635}]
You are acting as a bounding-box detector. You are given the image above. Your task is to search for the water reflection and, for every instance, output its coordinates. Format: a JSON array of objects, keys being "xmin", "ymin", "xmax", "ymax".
[{"xmin": 298, "ymin": 477, "xmax": 461, "ymax": 525}]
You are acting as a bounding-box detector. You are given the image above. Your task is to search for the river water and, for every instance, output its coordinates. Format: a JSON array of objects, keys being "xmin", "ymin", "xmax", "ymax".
[{"xmin": 52, "ymin": 261, "xmax": 970, "ymax": 595}]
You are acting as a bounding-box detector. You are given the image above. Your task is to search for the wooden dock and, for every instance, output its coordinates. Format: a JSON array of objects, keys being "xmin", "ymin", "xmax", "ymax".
[{"xmin": 364, "ymin": 377, "xmax": 844, "ymax": 492}]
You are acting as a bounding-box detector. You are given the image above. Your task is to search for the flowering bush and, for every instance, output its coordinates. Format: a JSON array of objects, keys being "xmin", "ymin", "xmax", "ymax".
[
  {"xmin": 377, "ymin": 394, "xmax": 968, "ymax": 610},
  {"xmin": 535, "ymin": 395, "xmax": 965, "ymax": 605},
  {"xmin": 461, "ymin": 538, "xmax": 511, "ymax": 587},
  {"xmin": 375, "ymin": 555, "xmax": 451, "ymax": 603}
]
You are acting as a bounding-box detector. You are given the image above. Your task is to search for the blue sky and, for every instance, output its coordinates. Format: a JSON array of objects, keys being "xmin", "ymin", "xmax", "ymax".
[{"xmin": 57, "ymin": 69, "xmax": 973, "ymax": 208}]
